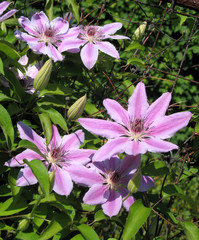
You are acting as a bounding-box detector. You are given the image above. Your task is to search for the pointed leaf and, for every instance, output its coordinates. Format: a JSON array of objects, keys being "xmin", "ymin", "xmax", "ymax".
[
  {"xmin": 39, "ymin": 112, "xmax": 52, "ymax": 147},
  {"xmin": 77, "ymin": 224, "xmax": 100, "ymax": 240},
  {"xmin": 0, "ymin": 40, "xmax": 20, "ymax": 60},
  {"xmin": 180, "ymin": 221, "xmax": 199, "ymax": 240},
  {"xmin": 39, "ymin": 83, "xmax": 73, "ymax": 97}
]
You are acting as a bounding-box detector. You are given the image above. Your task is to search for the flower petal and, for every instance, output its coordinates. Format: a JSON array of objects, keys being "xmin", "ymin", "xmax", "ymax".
[
  {"xmin": 102, "ymin": 188, "xmax": 122, "ymax": 217},
  {"xmin": 50, "ymin": 17, "xmax": 69, "ymax": 34},
  {"xmin": 17, "ymin": 122, "xmax": 46, "ymax": 152},
  {"xmin": 100, "ymin": 22, "xmax": 122, "ymax": 35},
  {"xmin": 144, "ymin": 138, "xmax": 178, "ymax": 153},
  {"xmin": 149, "ymin": 111, "xmax": 192, "ymax": 139},
  {"xmin": 66, "ymin": 149, "xmax": 96, "ymax": 165},
  {"xmin": 17, "ymin": 166, "xmax": 38, "ymax": 186},
  {"xmin": 80, "ymin": 42, "xmax": 99, "ymax": 70},
  {"xmin": 0, "ymin": 9, "xmax": 17, "ymax": 22},
  {"xmin": 18, "ymin": 16, "xmax": 40, "ymax": 37},
  {"xmin": 93, "ymin": 138, "xmax": 129, "ymax": 162},
  {"xmin": 59, "ymin": 38, "xmax": 84, "ymax": 52},
  {"xmin": 103, "ymin": 98, "xmax": 130, "ymax": 127},
  {"xmin": 5, "ymin": 149, "xmax": 44, "ymax": 167},
  {"xmin": 14, "ymin": 30, "xmax": 39, "ymax": 42},
  {"xmin": 46, "ymin": 43, "xmax": 64, "ymax": 62},
  {"xmin": 128, "ymin": 82, "xmax": 149, "ymax": 120},
  {"xmin": 139, "ymin": 176, "xmax": 154, "ymax": 192},
  {"xmin": 49, "ymin": 125, "xmax": 61, "ymax": 149},
  {"xmin": 61, "ymin": 130, "xmax": 84, "ymax": 151},
  {"xmin": 78, "ymin": 118, "xmax": 126, "ymax": 138},
  {"xmin": 53, "ymin": 167, "xmax": 73, "ymax": 196},
  {"xmin": 31, "ymin": 11, "xmax": 49, "ymax": 34},
  {"xmin": 117, "ymin": 187, "xmax": 135, "ymax": 211},
  {"xmin": 83, "ymin": 184, "xmax": 109, "ymax": 205},
  {"xmin": 96, "ymin": 41, "xmax": 119, "ymax": 59},
  {"xmin": 119, "ymin": 154, "xmax": 141, "ymax": 176},
  {"xmin": 145, "ymin": 92, "xmax": 171, "ymax": 126},
  {"xmin": 124, "ymin": 140, "xmax": 148, "ymax": 155},
  {"xmin": 0, "ymin": 1, "xmax": 10, "ymax": 16},
  {"xmin": 67, "ymin": 164, "xmax": 103, "ymax": 187}
]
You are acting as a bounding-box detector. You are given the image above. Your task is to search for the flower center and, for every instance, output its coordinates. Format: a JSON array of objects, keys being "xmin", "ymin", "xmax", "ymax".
[
  {"xmin": 128, "ymin": 118, "xmax": 146, "ymax": 141},
  {"xmin": 40, "ymin": 26, "xmax": 57, "ymax": 44},
  {"xmin": 46, "ymin": 146, "xmax": 67, "ymax": 166},
  {"xmin": 87, "ymin": 27, "xmax": 96, "ymax": 37},
  {"xmin": 106, "ymin": 171, "xmax": 121, "ymax": 188},
  {"xmin": 78, "ymin": 26, "xmax": 102, "ymax": 42}
]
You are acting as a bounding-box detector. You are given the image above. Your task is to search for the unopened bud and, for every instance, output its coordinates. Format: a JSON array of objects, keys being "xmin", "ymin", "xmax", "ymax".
[
  {"xmin": 17, "ymin": 219, "xmax": 30, "ymax": 231},
  {"xmin": 67, "ymin": 94, "xmax": 87, "ymax": 120},
  {"xmin": 34, "ymin": 58, "xmax": 52, "ymax": 91},
  {"xmin": 0, "ymin": 22, "xmax": 7, "ymax": 36},
  {"xmin": 49, "ymin": 171, "xmax": 55, "ymax": 193},
  {"xmin": 132, "ymin": 21, "xmax": 147, "ymax": 41},
  {"xmin": 128, "ymin": 168, "xmax": 142, "ymax": 194}
]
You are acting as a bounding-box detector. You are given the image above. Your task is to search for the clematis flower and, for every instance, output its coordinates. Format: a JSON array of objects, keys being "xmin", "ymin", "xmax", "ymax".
[
  {"xmin": 14, "ymin": 11, "xmax": 80, "ymax": 62},
  {"xmin": 68, "ymin": 154, "xmax": 154, "ymax": 217},
  {"xmin": 58, "ymin": 22, "xmax": 129, "ymax": 70},
  {"xmin": 0, "ymin": 1, "xmax": 17, "ymax": 22},
  {"xmin": 78, "ymin": 82, "xmax": 192, "ymax": 162},
  {"xmin": 5, "ymin": 122, "xmax": 95, "ymax": 197}
]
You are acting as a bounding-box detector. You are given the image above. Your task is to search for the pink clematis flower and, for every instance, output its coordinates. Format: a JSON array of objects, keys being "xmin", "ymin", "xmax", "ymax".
[
  {"xmin": 58, "ymin": 22, "xmax": 129, "ymax": 70},
  {"xmin": 14, "ymin": 11, "xmax": 79, "ymax": 62},
  {"xmin": 78, "ymin": 82, "xmax": 192, "ymax": 162},
  {"xmin": 5, "ymin": 122, "xmax": 95, "ymax": 197},
  {"xmin": 0, "ymin": 1, "xmax": 17, "ymax": 22},
  {"xmin": 68, "ymin": 154, "xmax": 154, "ymax": 217}
]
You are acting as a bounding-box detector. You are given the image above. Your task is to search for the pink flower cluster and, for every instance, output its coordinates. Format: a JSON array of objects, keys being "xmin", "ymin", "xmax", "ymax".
[
  {"xmin": 14, "ymin": 11, "xmax": 128, "ymax": 69},
  {"xmin": 5, "ymin": 82, "xmax": 192, "ymax": 217}
]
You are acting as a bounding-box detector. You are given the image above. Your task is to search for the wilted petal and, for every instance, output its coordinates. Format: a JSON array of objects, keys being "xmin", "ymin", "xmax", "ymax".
[
  {"xmin": 83, "ymin": 184, "xmax": 109, "ymax": 205},
  {"xmin": 53, "ymin": 167, "xmax": 73, "ymax": 196},
  {"xmin": 128, "ymin": 82, "xmax": 149, "ymax": 120},
  {"xmin": 62, "ymin": 130, "xmax": 84, "ymax": 151},
  {"xmin": 67, "ymin": 164, "xmax": 103, "ymax": 186},
  {"xmin": 144, "ymin": 138, "xmax": 178, "ymax": 153},
  {"xmin": 124, "ymin": 140, "xmax": 148, "ymax": 155},
  {"xmin": 50, "ymin": 17, "xmax": 69, "ymax": 34},
  {"xmin": 17, "ymin": 122, "xmax": 46, "ymax": 152},
  {"xmin": 78, "ymin": 118, "xmax": 126, "ymax": 138},
  {"xmin": 119, "ymin": 154, "xmax": 141, "ymax": 176},
  {"xmin": 96, "ymin": 41, "xmax": 119, "ymax": 59},
  {"xmin": 17, "ymin": 166, "xmax": 38, "ymax": 186},
  {"xmin": 145, "ymin": 92, "xmax": 171, "ymax": 126},
  {"xmin": 139, "ymin": 176, "xmax": 154, "ymax": 192},
  {"xmin": 5, "ymin": 149, "xmax": 44, "ymax": 167},
  {"xmin": 103, "ymin": 98, "xmax": 129, "ymax": 127},
  {"xmin": 93, "ymin": 138, "xmax": 129, "ymax": 162},
  {"xmin": 149, "ymin": 111, "xmax": 192, "ymax": 139},
  {"xmin": 102, "ymin": 188, "xmax": 122, "ymax": 217},
  {"xmin": 100, "ymin": 22, "xmax": 122, "ymax": 35},
  {"xmin": 80, "ymin": 42, "xmax": 99, "ymax": 70}
]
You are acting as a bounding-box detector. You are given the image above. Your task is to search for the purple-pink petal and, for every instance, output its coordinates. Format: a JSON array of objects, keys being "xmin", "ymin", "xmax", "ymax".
[
  {"xmin": 139, "ymin": 176, "xmax": 154, "ymax": 192},
  {"xmin": 49, "ymin": 125, "xmax": 61, "ymax": 149},
  {"xmin": 96, "ymin": 41, "xmax": 119, "ymax": 59},
  {"xmin": 144, "ymin": 138, "xmax": 178, "ymax": 153},
  {"xmin": 17, "ymin": 166, "xmax": 38, "ymax": 186},
  {"xmin": 80, "ymin": 42, "xmax": 99, "ymax": 70},
  {"xmin": 66, "ymin": 149, "xmax": 96, "ymax": 165},
  {"xmin": 58, "ymin": 38, "xmax": 84, "ymax": 52},
  {"xmin": 17, "ymin": 122, "xmax": 46, "ymax": 152},
  {"xmin": 83, "ymin": 184, "xmax": 109, "ymax": 205},
  {"xmin": 46, "ymin": 43, "xmax": 64, "ymax": 62},
  {"xmin": 53, "ymin": 167, "xmax": 73, "ymax": 196},
  {"xmin": 102, "ymin": 188, "xmax": 122, "ymax": 217},
  {"xmin": 119, "ymin": 154, "xmax": 141, "ymax": 176},
  {"xmin": 100, "ymin": 22, "xmax": 122, "ymax": 35},
  {"xmin": 93, "ymin": 138, "xmax": 129, "ymax": 162},
  {"xmin": 0, "ymin": 9, "xmax": 17, "ymax": 22},
  {"xmin": 103, "ymin": 98, "xmax": 130, "ymax": 127},
  {"xmin": 18, "ymin": 16, "xmax": 40, "ymax": 37},
  {"xmin": 149, "ymin": 111, "xmax": 192, "ymax": 139},
  {"xmin": 61, "ymin": 130, "xmax": 84, "ymax": 151},
  {"xmin": 50, "ymin": 17, "xmax": 69, "ymax": 35},
  {"xmin": 31, "ymin": 11, "xmax": 48, "ymax": 34},
  {"xmin": 0, "ymin": 1, "xmax": 10, "ymax": 15},
  {"xmin": 78, "ymin": 118, "xmax": 126, "ymax": 138},
  {"xmin": 128, "ymin": 82, "xmax": 149, "ymax": 120},
  {"xmin": 14, "ymin": 30, "xmax": 39, "ymax": 42},
  {"xmin": 118, "ymin": 187, "xmax": 135, "ymax": 211},
  {"xmin": 145, "ymin": 92, "xmax": 171, "ymax": 127},
  {"xmin": 124, "ymin": 140, "xmax": 148, "ymax": 155}
]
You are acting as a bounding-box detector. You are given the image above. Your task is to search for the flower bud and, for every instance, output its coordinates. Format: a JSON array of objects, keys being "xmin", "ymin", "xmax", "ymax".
[
  {"xmin": 132, "ymin": 21, "xmax": 147, "ymax": 41},
  {"xmin": 0, "ymin": 22, "xmax": 7, "ymax": 37},
  {"xmin": 49, "ymin": 171, "xmax": 55, "ymax": 193},
  {"xmin": 128, "ymin": 168, "xmax": 142, "ymax": 194},
  {"xmin": 17, "ymin": 219, "xmax": 30, "ymax": 231},
  {"xmin": 67, "ymin": 94, "xmax": 87, "ymax": 120},
  {"xmin": 34, "ymin": 58, "xmax": 52, "ymax": 91}
]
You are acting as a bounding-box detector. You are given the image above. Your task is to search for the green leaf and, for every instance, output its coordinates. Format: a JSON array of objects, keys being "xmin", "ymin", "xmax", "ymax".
[
  {"xmin": 0, "ymin": 197, "xmax": 27, "ymax": 216},
  {"xmin": 77, "ymin": 224, "xmax": 100, "ymax": 240},
  {"xmin": 40, "ymin": 106, "xmax": 68, "ymax": 132},
  {"xmin": 23, "ymin": 159, "xmax": 50, "ymax": 198},
  {"xmin": 142, "ymin": 161, "xmax": 169, "ymax": 176},
  {"xmin": 0, "ymin": 222, "xmax": 15, "ymax": 230},
  {"xmin": 45, "ymin": 0, "xmax": 54, "ymax": 22},
  {"xmin": 127, "ymin": 57, "xmax": 145, "ymax": 67},
  {"xmin": 0, "ymin": 57, "xmax": 4, "ymax": 74},
  {"xmin": 39, "ymin": 83, "xmax": 73, "ymax": 97},
  {"xmin": 0, "ymin": 104, "xmax": 14, "ymax": 149},
  {"xmin": 0, "ymin": 40, "xmax": 20, "ymax": 60},
  {"xmin": 70, "ymin": 234, "xmax": 85, "ymax": 240},
  {"xmin": 65, "ymin": 0, "xmax": 80, "ymax": 23},
  {"xmin": 122, "ymin": 80, "xmax": 135, "ymax": 97},
  {"xmin": 15, "ymin": 231, "xmax": 40, "ymax": 240},
  {"xmin": 18, "ymin": 139, "xmax": 45, "ymax": 158},
  {"xmin": 84, "ymin": 101, "xmax": 103, "ymax": 117},
  {"xmin": 0, "ymin": 92, "xmax": 15, "ymax": 102},
  {"xmin": 163, "ymin": 184, "xmax": 197, "ymax": 211},
  {"xmin": 39, "ymin": 212, "xmax": 71, "ymax": 240},
  {"xmin": 94, "ymin": 209, "xmax": 106, "ymax": 222},
  {"xmin": 180, "ymin": 221, "xmax": 199, "ymax": 240},
  {"xmin": 39, "ymin": 112, "xmax": 52, "ymax": 147},
  {"xmin": 122, "ymin": 200, "xmax": 151, "ymax": 240},
  {"xmin": 125, "ymin": 42, "xmax": 145, "ymax": 51}
]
